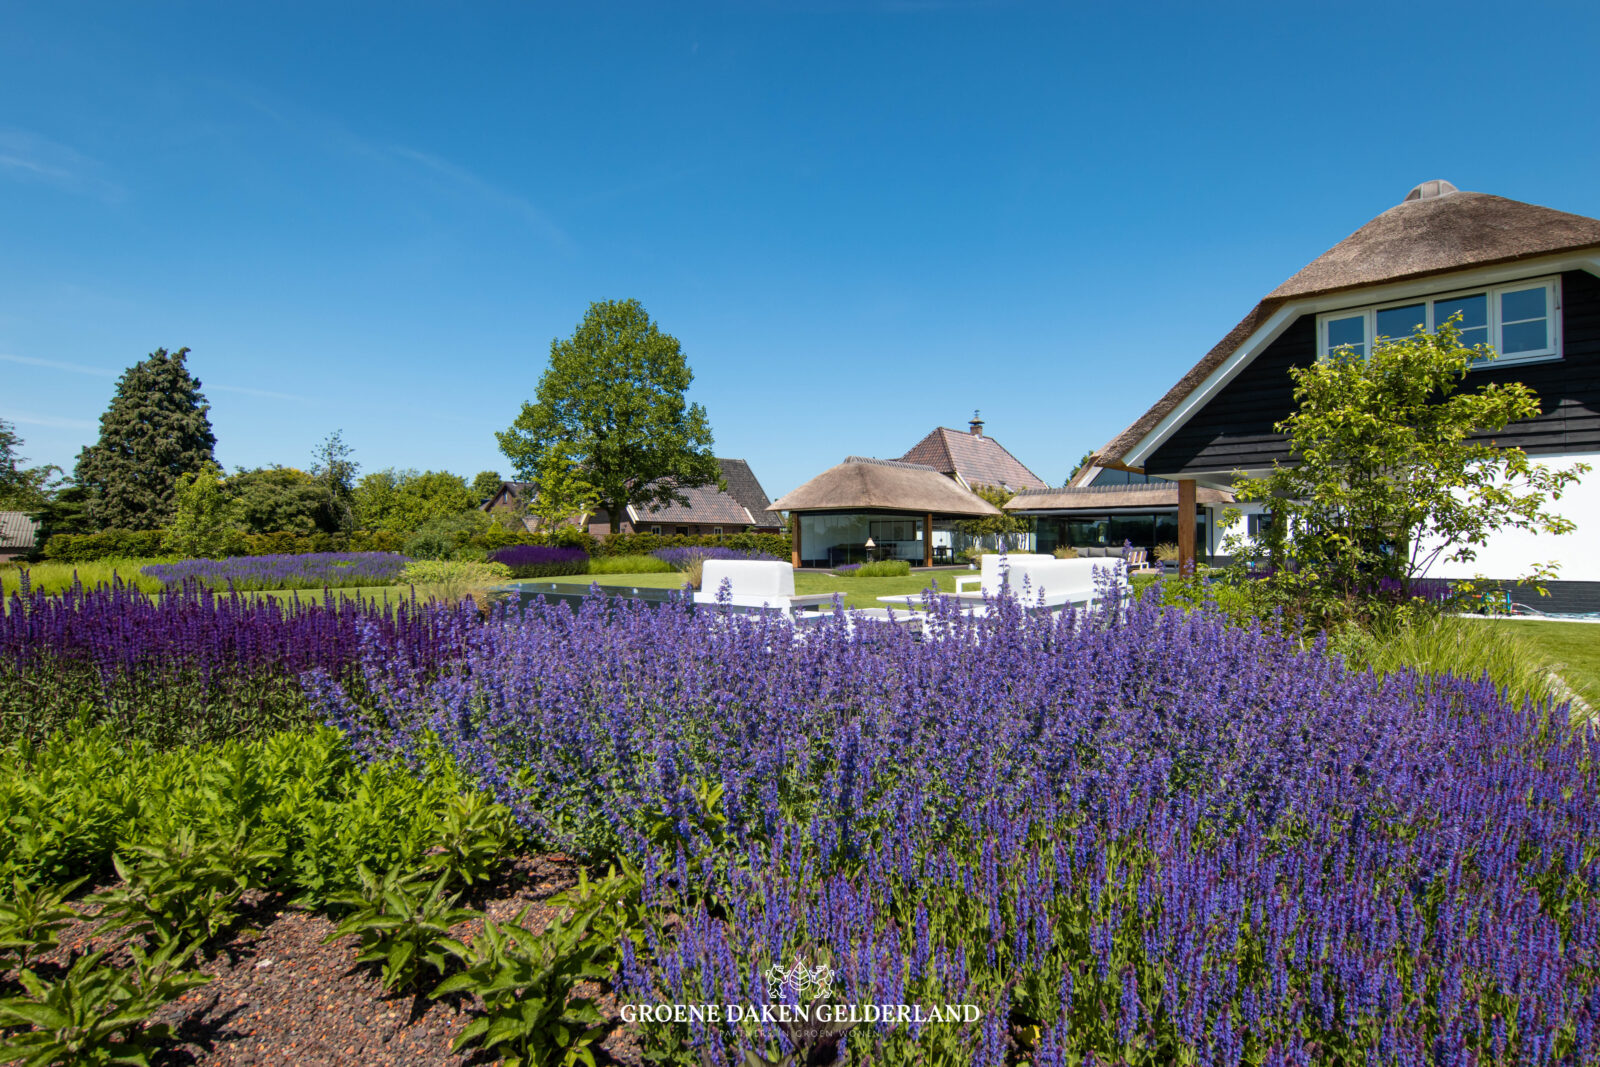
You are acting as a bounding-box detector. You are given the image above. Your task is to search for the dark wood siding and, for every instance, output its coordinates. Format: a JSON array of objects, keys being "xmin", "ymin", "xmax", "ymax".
[{"xmin": 1148, "ymin": 268, "xmax": 1600, "ymax": 474}]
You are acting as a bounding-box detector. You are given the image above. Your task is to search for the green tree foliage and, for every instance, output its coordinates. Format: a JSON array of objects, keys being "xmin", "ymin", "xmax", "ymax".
[
  {"xmin": 352, "ymin": 469, "xmax": 479, "ymax": 534},
  {"xmin": 527, "ymin": 447, "xmax": 599, "ymax": 532},
  {"xmin": 310, "ymin": 430, "xmax": 359, "ymax": 532},
  {"xmin": 228, "ymin": 467, "xmax": 341, "ymax": 535},
  {"xmin": 470, "ymin": 470, "xmax": 504, "ymax": 502},
  {"xmin": 1225, "ymin": 320, "xmax": 1588, "ymax": 623},
  {"xmin": 165, "ymin": 465, "xmax": 235, "ymax": 558},
  {"xmin": 955, "ymin": 484, "xmax": 1033, "ymax": 546},
  {"xmin": 1066, "ymin": 450, "xmax": 1095, "ymax": 485},
  {"xmin": 74, "ymin": 348, "xmax": 217, "ymax": 530},
  {"xmin": 0, "ymin": 418, "xmax": 62, "ymax": 512},
  {"xmin": 497, "ymin": 299, "xmax": 720, "ymax": 528}
]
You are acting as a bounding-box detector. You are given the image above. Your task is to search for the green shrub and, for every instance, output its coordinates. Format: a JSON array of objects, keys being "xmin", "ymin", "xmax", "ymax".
[
  {"xmin": 0, "ymin": 726, "xmax": 515, "ymax": 903},
  {"xmin": 595, "ymin": 531, "xmax": 790, "ymax": 560},
  {"xmin": 840, "ymin": 560, "xmax": 911, "ymax": 578},
  {"xmin": 1332, "ymin": 614, "xmax": 1569, "ymax": 712},
  {"xmin": 402, "ymin": 511, "xmax": 493, "ymax": 561},
  {"xmin": 39, "ymin": 528, "xmax": 407, "ymax": 564},
  {"xmin": 587, "ymin": 554, "xmax": 673, "ymax": 575},
  {"xmin": 328, "ymin": 864, "xmax": 476, "ymax": 992}
]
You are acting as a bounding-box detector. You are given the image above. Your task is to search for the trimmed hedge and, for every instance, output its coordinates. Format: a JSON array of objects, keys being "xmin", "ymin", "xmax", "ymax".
[
  {"xmin": 40, "ymin": 526, "xmax": 791, "ymax": 566},
  {"xmin": 594, "ymin": 531, "xmax": 790, "ymax": 560},
  {"xmin": 42, "ymin": 528, "xmax": 405, "ymax": 563}
]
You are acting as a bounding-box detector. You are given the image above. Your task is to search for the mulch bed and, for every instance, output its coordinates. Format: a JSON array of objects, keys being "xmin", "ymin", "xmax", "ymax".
[{"xmin": 18, "ymin": 854, "xmax": 647, "ymax": 1066}]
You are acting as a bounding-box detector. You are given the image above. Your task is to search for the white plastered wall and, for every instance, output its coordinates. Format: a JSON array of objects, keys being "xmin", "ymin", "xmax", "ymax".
[{"xmin": 1424, "ymin": 455, "xmax": 1599, "ymax": 583}]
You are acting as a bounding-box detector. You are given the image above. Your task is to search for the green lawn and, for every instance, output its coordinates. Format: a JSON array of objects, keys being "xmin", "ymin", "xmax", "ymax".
[
  {"xmin": 1479, "ymin": 619, "xmax": 1600, "ymax": 707},
  {"xmin": 540, "ymin": 569, "xmax": 975, "ymax": 610}
]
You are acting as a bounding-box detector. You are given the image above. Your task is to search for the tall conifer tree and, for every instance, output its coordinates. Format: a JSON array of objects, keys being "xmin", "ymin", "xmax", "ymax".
[{"xmin": 75, "ymin": 347, "xmax": 217, "ymax": 530}]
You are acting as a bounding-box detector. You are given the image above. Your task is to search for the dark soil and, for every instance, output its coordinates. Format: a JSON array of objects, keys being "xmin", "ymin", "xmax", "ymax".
[{"xmin": 20, "ymin": 854, "xmax": 647, "ymax": 1066}]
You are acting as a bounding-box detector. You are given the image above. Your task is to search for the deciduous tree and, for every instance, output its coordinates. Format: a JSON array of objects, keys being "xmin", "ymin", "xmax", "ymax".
[
  {"xmin": 497, "ymin": 299, "xmax": 720, "ymax": 529},
  {"xmin": 1224, "ymin": 320, "xmax": 1587, "ymax": 621}
]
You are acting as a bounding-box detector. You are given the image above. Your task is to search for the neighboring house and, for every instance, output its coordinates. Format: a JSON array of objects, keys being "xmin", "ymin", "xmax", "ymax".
[
  {"xmin": 771, "ymin": 416, "xmax": 1044, "ymax": 567},
  {"xmin": 899, "ymin": 413, "xmax": 1049, "ymax": 492},
  {"xmin": 1087, "ymin": 179, "xmax": 1600, "ymax": 610},
  {"xmin": 0, "ymin": 511, "xmax": 39, "ymax": 562},
  {"xmin": 483, "ymin": 460, "xmax": 783, "ymax": 537}
]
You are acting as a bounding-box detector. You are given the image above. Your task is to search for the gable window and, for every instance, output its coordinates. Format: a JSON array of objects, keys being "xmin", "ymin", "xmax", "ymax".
[{"xmin": 1317, "ymin": 277, "xmax": 1559, "ymax": 368}]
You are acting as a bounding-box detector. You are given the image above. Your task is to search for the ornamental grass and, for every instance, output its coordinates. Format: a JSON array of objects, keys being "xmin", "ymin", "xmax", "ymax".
[{"xmin": 312, "ymin": 587, "xmax": 1600, "ymax": 1064}]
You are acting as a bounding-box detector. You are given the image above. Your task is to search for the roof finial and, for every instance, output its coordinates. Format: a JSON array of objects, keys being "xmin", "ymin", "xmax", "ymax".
[{"xmin": 969, "ymin": 410, "xmax": 984, "ymax": 438}]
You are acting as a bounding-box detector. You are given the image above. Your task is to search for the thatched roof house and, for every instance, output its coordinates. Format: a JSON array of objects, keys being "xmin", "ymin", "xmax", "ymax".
[
  {"xmin": 771, "ymin": 456, "xmax": 1003, "ymax": 568},
  {"xmin": 1081, "ymin": 179, "xmax": 1600, "ymax": 599}
]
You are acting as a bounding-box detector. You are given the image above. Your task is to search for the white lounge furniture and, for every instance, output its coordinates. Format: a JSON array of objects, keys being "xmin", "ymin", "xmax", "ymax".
[
  {"xmin": 693, "ymin": 560, "xmax": 838, "ymax": 619},
  {"xmin": 880, "ymin": 554, "xmax": 1128, "ymax": 615}
]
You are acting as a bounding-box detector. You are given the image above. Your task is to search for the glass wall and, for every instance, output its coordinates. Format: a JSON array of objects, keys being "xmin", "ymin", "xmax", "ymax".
[
  {"xmin": 797, "ymin": 512, "xmax": 925, "ymax": 567},
  {"xmin": 1031, "ymin": 512, "xmax": 1202, "ymax": 555},
  {"xmin": 796, "ymin": 512, "xmax": 1034, "ymax": 567}
]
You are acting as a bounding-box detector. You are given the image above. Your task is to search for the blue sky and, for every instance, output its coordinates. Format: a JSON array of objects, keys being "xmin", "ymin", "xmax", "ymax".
[{"xmin": 4, "ymin": 1, "xmax": 1599, "ymax": 499}]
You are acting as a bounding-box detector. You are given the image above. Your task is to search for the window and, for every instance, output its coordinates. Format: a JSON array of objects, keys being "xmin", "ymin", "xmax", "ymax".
[
  {"xmin": 1317, "ymin": 277, "xmax": 1559, "ymax": 368},
  {"xmin": 1247, "ymin": 512, "xmax": 1274, "ymax": 539},
  {"xmin": 650, "ymin": 525, "xmax": 661, "ymax": 535},
  {"xmin": 712, "ymin": 527, "xmax": 723, "ymax": 536},
  {"xmin": 675, "ymin": 526, "xmax": 689, "ymax": 536}
]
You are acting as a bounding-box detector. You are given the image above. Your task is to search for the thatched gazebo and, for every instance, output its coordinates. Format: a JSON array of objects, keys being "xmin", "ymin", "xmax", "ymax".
[{"xmin": 770, "ymin": 457, "xmax": 1002, "ymax": 568}]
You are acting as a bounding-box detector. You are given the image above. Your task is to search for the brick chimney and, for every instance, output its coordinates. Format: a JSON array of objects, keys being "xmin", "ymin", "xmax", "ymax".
[{"xmin": 969, "ymin": 410, "xmax": 984, "ymax": 437}]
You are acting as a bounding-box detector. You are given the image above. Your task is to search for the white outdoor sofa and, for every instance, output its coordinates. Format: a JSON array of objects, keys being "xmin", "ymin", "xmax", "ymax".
[
  {"xmin": 692, "ymin": 560, "xmax": 839, "ymax": 620},
  {"xmin": 878, "ymin": 553, "xmax": 1128, "ymax": 617}
]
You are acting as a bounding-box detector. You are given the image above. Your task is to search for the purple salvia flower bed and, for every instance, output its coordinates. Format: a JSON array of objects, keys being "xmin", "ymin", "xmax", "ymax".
[
  {"xmin": 314, "ymin": 588, "xmax": 1600, "ymax": 1063},
  {"xmin": 488, "ymin": 544, "xmax": 589, "ymax": 579},
  {"xmin": 142, "ymin": 551, "xmax": 412, "ymax": 591},
  {"xmin": 1, "ymin": 578, "xmax": 475, "ymax": 745},
  {"xmin": 652, "ymin": 546, "xmax": 779, "ymax": 570}
]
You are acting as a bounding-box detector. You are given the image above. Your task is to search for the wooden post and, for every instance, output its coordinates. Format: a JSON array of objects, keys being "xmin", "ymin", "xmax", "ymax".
[
  {"xmin": 1177, "ymin": 479, "xmax": 1197, "ymax": 575},
  {"xmin": 924, "ymin": 512, "xmax": 934, "ymax": 568},
  {"xmin": 791, "ymin": 514, "xmax": 802, "ymax": 570}
]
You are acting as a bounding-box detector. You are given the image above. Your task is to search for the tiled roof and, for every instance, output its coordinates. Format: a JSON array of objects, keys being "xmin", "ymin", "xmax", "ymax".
[
  {"xmin": 0, "ymin": 511, "xmax": 39, "ymax": 551},
  {"xmin": 631, "ymin": 458, "xmax": 782, "ymax": 527},
  {"xmin": 631, "ymin": 482, "xmax": 755, "ymax": 526},
  {"xmin": 715, "ymin": 458, "xmax": 783, "ymax": 526},
  {"xmin": 899, "ymin": 428, "xmax": 1048, "ymax": 492}
]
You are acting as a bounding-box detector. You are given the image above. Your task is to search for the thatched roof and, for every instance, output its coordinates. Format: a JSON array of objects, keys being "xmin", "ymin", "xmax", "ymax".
[
  {"xmin": 771, "ymin": 457, "xmax": 1001, "ymax": 516},
  {"xmin": 1094, "ymin": 182, "xmax": 1600, "ymax": 470},
  {"xmin": 1006, "ymin": 483, "xmax": 1234, "ymax": 512}
]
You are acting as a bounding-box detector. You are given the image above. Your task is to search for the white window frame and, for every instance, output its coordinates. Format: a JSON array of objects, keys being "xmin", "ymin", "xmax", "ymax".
[
  {"xmin": 650, "ymin": 525, "xmax": 661, "ymax": 535},
  {"xmin": 1317, "ymin": 275, "xmax": 1562, "ymax": 369}
]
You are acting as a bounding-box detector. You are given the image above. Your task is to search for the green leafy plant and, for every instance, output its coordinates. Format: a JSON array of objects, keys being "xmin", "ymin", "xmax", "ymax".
[
  {"xmin": 1223, "ymin": 319, "xmax": 1588, "ymax": 628},
  {"xmin": 433, "ymin": 866, "xmax": 641, "ymax": 1067},
  {"xmin": 94, "ymin": 824, "xmax": 282, "ymax": 945},
  {"xmin": 0, "ymin": 877, "xmax": 86, "ymax": 979},
  {"xmin": 0, "ymin": 936, "xmax": 209, "ymax": 1067},
  {"xmin": 422, "ymin": 791, "xmax": 516, "ymax": 887},
  {"xmin": 838, "ymin": 560, "xmax": 911, "ymax": 578},
  {"xmin": 326, "ymin": 864, "xmax": 476, "ymax": 993}
]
